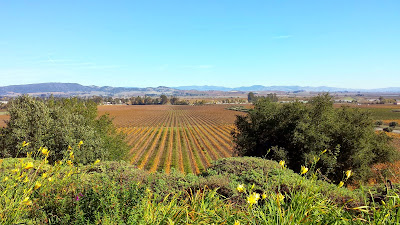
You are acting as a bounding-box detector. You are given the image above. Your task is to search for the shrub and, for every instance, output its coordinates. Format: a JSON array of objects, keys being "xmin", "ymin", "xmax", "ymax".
[
  {"xmin": 0, "ymin": 95, "xmax": 129, "ymax": 164},
  {"xmin": 383, "ymin": 127, "xmax": 394, "ymax": 132},
  {"xmin": 389, "ymin": 121, "xmax": 398, "ymax": 127},
  {"xmin": 232, "ymin": 94, "xmax": 398, "ymax": 182},
  {"xmin": 375, "ymin": 120, "xmax": 383, "ymax": 126}
]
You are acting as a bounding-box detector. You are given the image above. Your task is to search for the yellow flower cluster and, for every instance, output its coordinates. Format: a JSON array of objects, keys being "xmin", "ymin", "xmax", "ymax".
[
  {"xmin": 24, "ymin": 162, "xmax": 34, "ymax": 170},
  {"xmin": 337, "ymin": 170, "xmax": 352, "ymax": 188},
  {"xmin": 300, "ymin": 166, "xmax": 309, "ymax": 175},
  {"xmin": 247, "ymin": 192, "xmax": 260, "ymax": 205},
  {"xmin": 41, "ymin": 147, "xmax": 49, "ymax": 157},
  {"xmin": 22, "ymin": 141, "xmax": 30, "ymax": 147},
  {"xmin": 236, "ymin": 184, "xmax": 245, "ymax": 193}
]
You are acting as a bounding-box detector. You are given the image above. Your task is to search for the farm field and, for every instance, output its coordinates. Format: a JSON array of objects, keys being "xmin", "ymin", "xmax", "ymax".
[
  {"xmin": 98, "ymin": 104, "xmax": 248, "ymax": 173},
  {"xmin": 334, "ymin": 103, "xmax": 400, "ymax": 120},
  {"xmin": 0, "ymin": 115, "xmax": 7, "ymax": 127}
]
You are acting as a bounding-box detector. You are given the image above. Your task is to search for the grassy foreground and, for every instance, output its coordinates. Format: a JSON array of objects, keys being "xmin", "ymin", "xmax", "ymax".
[{"xmin": 1, "ymin": 147, "xmax": 400, "ymax": 224}]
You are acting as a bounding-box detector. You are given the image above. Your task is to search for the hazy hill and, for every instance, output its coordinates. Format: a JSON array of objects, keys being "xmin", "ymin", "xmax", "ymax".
[{"xmin": 1, "ymin": 83, "xmax": 400, "ymax": 97}]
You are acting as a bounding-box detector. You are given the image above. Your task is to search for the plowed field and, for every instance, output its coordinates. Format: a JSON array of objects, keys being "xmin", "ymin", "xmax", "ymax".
[{"xmin": 98, "ymin": 105, "xmax": 247, "ymax": 173}]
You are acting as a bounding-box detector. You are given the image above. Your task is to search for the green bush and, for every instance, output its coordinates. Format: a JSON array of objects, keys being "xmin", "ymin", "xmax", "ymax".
[
  {"xmin": 232, "ymin": 94, "xmax": 398, "ymax": 182},
  {"xmin": 0, "ymin": 95, "xmax": 129, "ymax": 164},
  {"xmin": 375, "ymin": 120, "xmax": 383, "ymax": 126},
  {"xmin": 389, "ymin": 121, "xmax": 398, "ymax": 127},
  {"xmin": 383, "ymin": 127, "xmax": 394, "ymax": 132}
]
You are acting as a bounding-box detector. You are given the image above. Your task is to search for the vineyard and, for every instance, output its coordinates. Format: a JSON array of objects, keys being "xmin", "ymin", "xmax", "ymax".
[{"xmin": 98, "ymin": 105, "xmax": 247, "ymax": 174}]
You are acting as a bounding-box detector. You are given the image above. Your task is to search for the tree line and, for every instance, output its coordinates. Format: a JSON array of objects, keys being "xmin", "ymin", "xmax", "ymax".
[{"xmin": 247, "ymin": 92, "xmax": 278, "ymax": 103}]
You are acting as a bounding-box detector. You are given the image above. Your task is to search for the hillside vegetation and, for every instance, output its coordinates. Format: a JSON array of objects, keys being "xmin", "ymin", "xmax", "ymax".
[{"xmin": 1, "ymin": 151, "xmax": 400, "ymax": 224}]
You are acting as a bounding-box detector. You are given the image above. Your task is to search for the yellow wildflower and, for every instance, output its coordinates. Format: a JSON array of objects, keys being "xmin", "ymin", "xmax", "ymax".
[
  {"xmin": 345, "ymin": 170, "xmax": 352, "ymax": 179},
  {"xmin": 94, "ymin": 159, "xmax": 100, "ymax": 165},
  {"xmin": 262, "ymin": 193, "xmax": 267, "ymax": 199},
  {"xmin": 42, "ymin": 173, "xmax": 47, "ymax": 178},
  {"xmin": 78, "ymin": 141, "xmax": 83, "ymax": 148},
  {"xmin": 69, "ymin": 151, "xmax": 74, "ymax": 160},
  {"xmin": 48, "ymin": 177, "xmax": 54, "ymax": 182},
  {"xmin": 22, "ymin": 141, "xmax": 29, "ymax": 147},
  {"xmin": 234, "ymin": 221, "xmax": 241, "ymax": 225},
  {"xmin": 21, "ymin": 197, "xmax": 32, "ymax": 206},
  {"xmin": 12, "ymin": 168, "xmax": 20, "ymax": 174},
  {"xmin": 67, "ymin": 160, "xmax": 73, "ymax": 166},
  {"xmin": 68, "ymin": 145, "xmax": 72, "ymax": 150},
  {"xmin": 2, "ymin": 177, "xmax": 8, "ymax": 182},
  {"xmin": 236, "ymin": 184, "xmax": 245, "ymax": 193},
  {"xmin": 250, "ymin": 183, "xmax": 255, "ymax": 190},
  {"xmin": 23, "ymin": 177, "xmax": 29, "ymax": 183},
  {"xmin": 24, "ymin": 162, "xmax": 34, "ymax": 170},
  {"xmin": 321, "ymin": 149, "xmax": 327, "ymax": 154},
  {"xmin": 41, "ymin": 147, "xmax": 49, "ymax": 157},
  {"xmin": 277, "ymin": 193, "xmax": 285, "ymax": 202},
  {"xmin": 247, "ymin": 192, "xmax": 260, "ymax": 205},
  {"xmin": 338, "ymin": 181, "xmax": 344, "ymax": 188},
  {"xmin": 279, "ymin": 160, "xmax": 285, "ymax": 168},
  {"xmin": 34, "ymin": 181, "xmax": 41, "ymax": 190},
  {"xmin": 300, "ymin": 166, "xmax": 309, "ymax": 175},
  {"xmin": 56, "ymin": 160, "xmax": 63, "ymax": 165}
]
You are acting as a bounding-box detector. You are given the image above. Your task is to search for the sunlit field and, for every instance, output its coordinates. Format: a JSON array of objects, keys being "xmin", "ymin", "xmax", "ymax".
[{"xmin": 98, "ymin": 104, "xmax": 247, "ymax": 173}]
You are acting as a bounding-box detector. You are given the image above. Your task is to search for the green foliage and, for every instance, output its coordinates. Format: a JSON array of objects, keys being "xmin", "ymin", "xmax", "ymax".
[
  {"xmin": 248, "ymin": 92, "xmax": 256, "ymax": 103},
  {"xmin": 2, "ymin": 155, "xmax": 400, "ymax": 224},
  {"xmin": 389, "ymin": 121, "xmax": 398, "ymax": 127},
  {"xmin": 160, "ymin": 94, "xmax": 168, "ymax": 105},
  {"xmin": 232, "ymin": 94, "xmax": 398, "ymax": 182},
  {"xmin": 383, "ymin": 127, "xmax": 394, "ymax": 132},
  {"xmin": 0, "ymin": 95, "xmax": 129, "ymax": 164},
  {"xmin": 375, "ymin": 120, "xmax": 383, "ymax": 126},
  {"xmin": 247, "ymin": 92, "xmax": 278, "ymax": 103}
]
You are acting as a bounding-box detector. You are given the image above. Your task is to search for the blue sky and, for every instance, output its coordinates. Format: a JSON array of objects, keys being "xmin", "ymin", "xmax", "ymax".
[{"xmin": 0, "ymin": 1, "xmax": 399, "ymax": 88}]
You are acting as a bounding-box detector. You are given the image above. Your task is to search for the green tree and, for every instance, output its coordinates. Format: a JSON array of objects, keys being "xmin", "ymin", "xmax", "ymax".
[
  {"xmin": 170, "ymin": 96, "xmax": 179, "ymax": 105},
  {"xmin": 266, "ymin": 93, "xmax": 278, "ymax": 102},
  {"xmin": 0, "ymin": 96, "xmax": 129, "ymax": 164},
  {"xmin": 247, "ymin": 92, "xmax": 256, "ymax": 103},
  {"xmin": 232, "ymin": 94, "xmax": 398, "ymax": 182},
  {"xmin": 160, "ymin": 95, "xmax": 168, "ymax": 105}
]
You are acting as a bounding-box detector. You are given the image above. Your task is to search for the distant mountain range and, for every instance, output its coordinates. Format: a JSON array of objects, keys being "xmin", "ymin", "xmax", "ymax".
[
  {"xmin": 1, "ymin": 83, "xmax": 400, "ymax": 97},
  {"xmin": 173, "ymin": 85, "xmax": 400, "ymax": 93}
]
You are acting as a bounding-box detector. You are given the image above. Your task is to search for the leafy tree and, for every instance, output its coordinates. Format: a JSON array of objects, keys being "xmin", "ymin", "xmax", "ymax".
[
  {"xmin": 232, "ymin": 94, "xmax": 398, "ymax": 182},
  {"xmin": 0, "ymin": 96, "xmax": 129, "ymax": 164},
  {"xmin": 247, "ymin": 92, "xmax": 255, "ymax": 103},
  {"xmin": 266, "ymin": 93, "xmax": 278, "ymax": 102},
  {"xmin": 144, "ymin": 96, "xmax": 153, "ymax": 105},
  {"xmin": 170, "ymin": 97, "xmax": 179, "ymax": 105},
  {"xmin": 160, "ymin": 95, "xmax": 168, "ymax": 105}
]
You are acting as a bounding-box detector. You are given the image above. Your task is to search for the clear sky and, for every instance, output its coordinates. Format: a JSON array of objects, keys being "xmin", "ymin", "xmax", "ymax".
[{"xmin": 0, "ymin": 1, "xmax": 399, "ymax": 88}]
